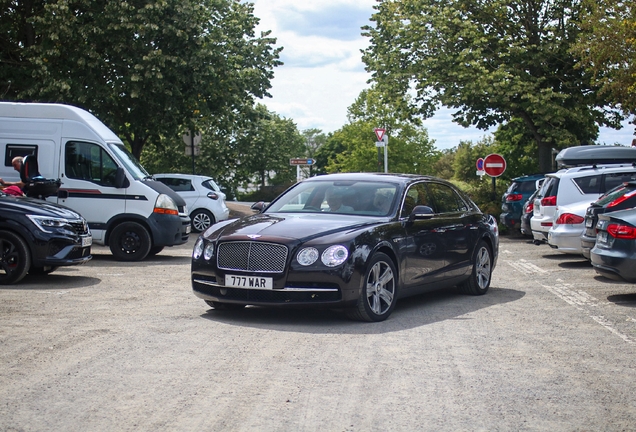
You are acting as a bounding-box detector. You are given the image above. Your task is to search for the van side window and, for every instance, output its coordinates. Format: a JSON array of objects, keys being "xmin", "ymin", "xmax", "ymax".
[
  {"xmin": 65, "ymin": 141, "xmax": 119, "ymax": 186},
  {"xmin": 5, "ymin": 144, "xmax": 37, "ymax": 166}
]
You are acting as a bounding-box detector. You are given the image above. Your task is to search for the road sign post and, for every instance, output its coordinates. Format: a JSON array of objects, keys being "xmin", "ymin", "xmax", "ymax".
[
  {"xmin": 483, "ymin": 153, "xmax": 507, "ymax": 200},
  {"xmin": 183, "ymin": 130, "xmax": 202, "ymax": 175},
  {"xmin": 290, "ymin": 158, "xmax": 315, "ymax": 182},
  {"xmin": 374, "ymin": 128, "xmax": 388, "ymax": 173}
]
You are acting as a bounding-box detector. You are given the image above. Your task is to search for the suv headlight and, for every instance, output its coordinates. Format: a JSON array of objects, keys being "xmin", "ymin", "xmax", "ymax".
[{"xmin": 27, "ymin": 215, "xmax": 70, "ymax": 233}]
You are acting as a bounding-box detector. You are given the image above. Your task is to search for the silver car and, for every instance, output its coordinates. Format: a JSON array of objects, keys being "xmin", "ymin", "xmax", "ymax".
[{"xmin": 154, "ymin": 174, "xmax": 230, "ymax": 232}]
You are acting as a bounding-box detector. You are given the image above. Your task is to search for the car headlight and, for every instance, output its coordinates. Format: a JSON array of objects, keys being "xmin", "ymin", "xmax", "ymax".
[
  {"xmin": 193, "ymin": 237, "xmax": 204, "ymax": 259},
  {"xmin": 297, "ymin": 247, "xmax": 319, "ymax": 266},
  {"xmin": 321, "ymin": 245, "xmax": 349, "ymax": 267},
  {"xmin": 203, "ymin": 242, "xmax": 214, "ymax": 260},
  {"xmin": 27, "ymin": 215, "xmax": 70, "ymax": 233}
]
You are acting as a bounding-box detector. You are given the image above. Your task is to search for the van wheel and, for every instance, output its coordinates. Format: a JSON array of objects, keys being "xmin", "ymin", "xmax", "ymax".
[
  {"xmin": 191, "ymin": 209, "xmax": 215, "ymax": 233},
  {"xmin": 0, "ymin": 230, "xmax": 31, "ymax": 285},
  {"xmin": 109, "ymin": 222, "xmax": 151, "ymax": 261}
]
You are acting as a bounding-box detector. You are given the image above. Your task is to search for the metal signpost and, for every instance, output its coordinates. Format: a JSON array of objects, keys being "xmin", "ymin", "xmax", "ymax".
[
  {"xmin": 374, "ymin": 128, "xmax": 388, "ymax": 173},
  {"xmin": 183, "ymin": 130, "xmax": 202, "ymax": 175},
  {"xmin": 290, "ymin": 158, "xmax": 315, "ymax": 182}
]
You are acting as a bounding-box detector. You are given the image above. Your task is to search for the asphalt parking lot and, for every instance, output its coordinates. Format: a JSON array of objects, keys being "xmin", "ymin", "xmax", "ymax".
[{"xmin": 1, "ymin": 231, "xmax": 636, "ymax": 431}]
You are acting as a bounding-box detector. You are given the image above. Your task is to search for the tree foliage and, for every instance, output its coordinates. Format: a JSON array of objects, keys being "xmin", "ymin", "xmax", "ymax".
[
  {"xmin": 0, "ymin": 0, "xmax": 281, "ymax": 159},
  {"xmin": 316, "ymin": 89, "xmax": 440, "ymax": 174},
  {"xmin": 573, "ymin": 0, "xmax": 636, "ymax": 122},
  {"xmin": 362, "ymin": 0, "xmax": 622, "ymax": 173}
]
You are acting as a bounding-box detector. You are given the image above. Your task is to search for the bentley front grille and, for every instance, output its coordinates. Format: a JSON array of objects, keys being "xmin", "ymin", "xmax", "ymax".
[{"xmin": 217, "ymin": 241, "xmax": 288, "ymax": 273}]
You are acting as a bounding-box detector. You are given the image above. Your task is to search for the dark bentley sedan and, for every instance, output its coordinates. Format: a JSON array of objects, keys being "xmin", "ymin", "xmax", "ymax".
[{"xmin": 191, "ymin": 173, "xmax": 499, "ymax": 322}]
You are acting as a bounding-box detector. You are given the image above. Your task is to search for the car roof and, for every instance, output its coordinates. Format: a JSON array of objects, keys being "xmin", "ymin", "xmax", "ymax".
[
  {"xmin": 154, "ymin": 173, "xmax": 212, "ymax": 181},
  {"xmin": 511, "ymin": 174, "xmax": 545, "ymax": 182},
  {"xmin": 302, "ymin": 172, "xmax": 438, "ymax": 186}
]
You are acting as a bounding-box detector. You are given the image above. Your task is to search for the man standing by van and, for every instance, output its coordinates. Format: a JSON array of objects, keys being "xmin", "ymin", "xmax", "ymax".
[{"xmin": 0, "ymin": 157, "xmax": 25, "ymax": 189}]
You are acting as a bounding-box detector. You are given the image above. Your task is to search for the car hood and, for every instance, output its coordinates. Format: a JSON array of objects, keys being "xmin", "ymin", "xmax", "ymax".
[
  {"xmin": 208, "ymin": 213, "xmax": 381, "ymax": 243},
  {"xmin": 0, "ymin": 195, "xmax": 83, "ymax": 219}
]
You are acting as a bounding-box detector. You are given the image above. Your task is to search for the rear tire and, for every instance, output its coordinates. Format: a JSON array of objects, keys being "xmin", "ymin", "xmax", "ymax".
[
  {"xmin": 347, "ymin": 252, "xmax": 397, "ymax": 322},
  {"xmin": 458, "ymin": 240, "xmax": 492, "ymax": 295},
  {"xmin": 0, "ymin": 230, "xmax": 31, "ymax": 285},
  {"xmin": 191, "ymin": 209, "xmax": 215, "ymax": 233},
  {"xmin": 109, "ymin": 222, "xmax": 152, "ymax": 261}
]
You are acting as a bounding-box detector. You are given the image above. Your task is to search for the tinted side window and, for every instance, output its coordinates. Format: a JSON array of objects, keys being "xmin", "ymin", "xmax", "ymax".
[
  {"xmin": 603, "ymin": 172, "xmax": 636, "ymax": 192},
  {"xmin": 517, "ymin": 181, "xmax": 537, "ymax": 193},
  {"xmin": 65, "ymin": 141, "xmax": 118, "ymax": 186},
  {"xmin": 400, "ymin": 183, "xmax": 433, "ymax": 218},
  {"xmin": 156, "ymin": 177, "xmax": 193, "ymax": 192},
  {"xmin": 5, "ymin": 144, "xmax": 37, "ymax": 166},
  {"xmin": 572, "ymin": 175, "xmax": 601, "ymax": 194},
  {"xmin": 428, "ymin": 183, "xmax": 468, "ymax": 213}
]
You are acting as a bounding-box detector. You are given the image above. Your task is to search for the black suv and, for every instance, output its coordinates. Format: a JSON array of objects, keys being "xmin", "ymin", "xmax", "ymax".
[{"xmin": 0, "ymin": 192, "xmax": 92, "ymax": 284}]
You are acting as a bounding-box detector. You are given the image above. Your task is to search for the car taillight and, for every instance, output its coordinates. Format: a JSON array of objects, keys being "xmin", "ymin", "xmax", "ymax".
[
  {"xmin": 541, "ymin": 196, "xmax": 556, "ymax": 206},
  {"xmin": 555, "ymin": 213, "xmax": 585, "ymax": 225},
  {"xmin": 607, "ymin": 189, "xmax": 636, "ymax": 208},
  {"xmin": 506, "ymin": 193, "xmax": 523, "ymax": 202},
  {"xmin": 525, "ymin": 202, "xmax": 534, "ymax": 213},
  {"xmin": 606, "ymin": 223, "xmax": 636, "ymax": 239},
  {"xmin": 206, "ymin": 192, "xmax": 219, "ymax": 200}
]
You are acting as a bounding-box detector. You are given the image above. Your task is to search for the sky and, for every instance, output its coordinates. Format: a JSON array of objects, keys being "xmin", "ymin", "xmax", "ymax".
[{"xmin": 250, "ymin": 0, "xmax": 635, "ymax": 150}]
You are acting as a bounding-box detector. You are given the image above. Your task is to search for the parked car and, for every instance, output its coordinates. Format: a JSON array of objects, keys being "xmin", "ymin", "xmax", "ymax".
[
  {"xmin": 547, "ymin": 201, "xmax": 590, "ymax": 254},
  {"xmin": 531, "ymin": 164, "xmax": 636, "ymax": 244},
  {"xmin": 191, "ymin": 173, "xmax": 499, "ymax": 322},
  {"xmin": 520, "ymin": 188, "xmax": 541, "ymax": 238},
  {"xmin": 154, "ymin": 174, "xmax": 230, "ymax": 233},
  {"xmin": 580, "ymin": 181, "xmax": 636, "ymax": 259},
  {"xmin": 590, "ymin": 208, "xmax": 636, "ymax": 282},
  {"xmin": 500, "ymin": 174, "xmax": 544, "ymax": 232},
  {"xmin": 0, "ymin": 191, "xmax": 92, "ymax": 284}
]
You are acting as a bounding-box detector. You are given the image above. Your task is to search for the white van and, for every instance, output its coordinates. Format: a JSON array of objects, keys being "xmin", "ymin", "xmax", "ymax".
[{"xmin": 0, "ymin": 102, "xmax": 191, "ymax": 261}]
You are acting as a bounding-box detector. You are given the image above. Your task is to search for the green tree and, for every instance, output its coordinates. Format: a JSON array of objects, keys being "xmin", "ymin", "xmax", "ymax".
[
  {"xmin": 363, "ymin": 0, "xmax": 621, "ymax": 173},
  {"xmin": 1, "ymin": 0, "xmax": 281, "ymax": 159},
  {"xmin": 573, "ymin": 0, "xmax": 636, "ymax": 124}
]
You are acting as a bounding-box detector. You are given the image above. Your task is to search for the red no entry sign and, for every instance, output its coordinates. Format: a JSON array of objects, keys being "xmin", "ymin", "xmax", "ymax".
[{"xmin": 483, "ymin": 153, "xmax": 506, "ymax": 177}]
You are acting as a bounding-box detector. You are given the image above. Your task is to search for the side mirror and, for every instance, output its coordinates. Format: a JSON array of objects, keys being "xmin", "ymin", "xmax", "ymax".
[
  {"xmin": 409, "ymin": 205, "xmax": 435, "ymax": 222},
  {"xmin": 250, "ymin": 201, "xmax": 267, "ymax": 213},
  {"xmin": 114, "ymin": 167, "xmax": 129, "ymax": 189}
]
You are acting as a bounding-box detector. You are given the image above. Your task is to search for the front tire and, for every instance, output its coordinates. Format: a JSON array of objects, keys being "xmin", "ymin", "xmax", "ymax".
[
  {"xmin": 458, "ymin": 240, "xmax": 492, "ymax": 295},
  {"xmin": 109, "ymin": 222, "xmax": 152, "ymax": 261},
  {"xmin": 191, "ymin": 209, "xmax": 215, "ymax": 233},
  {"xmin": 347, "ymin": 252, "xmax": 397, "ymax": 322},
  {"xmin": 0, "ymin": 230, "xmax": 31, "ymax": 285}
]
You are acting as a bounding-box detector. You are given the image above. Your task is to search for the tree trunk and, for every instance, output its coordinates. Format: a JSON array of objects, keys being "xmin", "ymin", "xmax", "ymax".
[{"xmin": 537, "ymin": 141, "xmax": 554, "ymax": 173}]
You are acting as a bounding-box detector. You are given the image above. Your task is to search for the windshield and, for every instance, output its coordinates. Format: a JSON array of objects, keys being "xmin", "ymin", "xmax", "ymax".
[
  {"xmin": 265, "ymin": 180, "xmax": 399, "ymax": 216},
  {"xmin": 108, "ymin": 142, "xmax": 150, "ymax": 181}
]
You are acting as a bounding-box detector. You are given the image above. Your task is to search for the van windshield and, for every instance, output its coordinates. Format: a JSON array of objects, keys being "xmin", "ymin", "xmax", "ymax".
[{"xmin": 108, "ymin": 143, "xmax": 150, "ymax": 180}]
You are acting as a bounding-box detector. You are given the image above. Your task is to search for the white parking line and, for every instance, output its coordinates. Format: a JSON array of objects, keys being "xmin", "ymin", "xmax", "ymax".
[{"xmin": 504, "ymin": 259, "xmax": 548, "ymax": 275}]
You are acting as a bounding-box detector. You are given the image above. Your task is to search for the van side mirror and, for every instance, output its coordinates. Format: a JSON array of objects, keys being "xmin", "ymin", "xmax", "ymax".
[
  {"xmin": 409, "ymin": 205, "xmax": 435, "ymax": 222},
  {"xmin": 114, "ymin": 167, "xmax": 129, "ymax": 189}
]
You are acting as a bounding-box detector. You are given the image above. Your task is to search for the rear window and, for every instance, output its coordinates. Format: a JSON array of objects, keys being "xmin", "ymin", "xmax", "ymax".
[
  {"xmin": 595, "ymin": 183, "xmax": 636, "ymax": 206},
  {"xmin": 506, "ymin": 180, "xmax": 537, "ymax": 194},
  {"xmin": 538, "ymin": 177, "xmax": 559, "ymax": 199}
]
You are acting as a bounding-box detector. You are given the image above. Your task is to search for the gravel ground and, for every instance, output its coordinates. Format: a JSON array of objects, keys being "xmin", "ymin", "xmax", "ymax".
[{"xmin": 1, "ymin": 213, "xmax": 636, "ymax": 431}]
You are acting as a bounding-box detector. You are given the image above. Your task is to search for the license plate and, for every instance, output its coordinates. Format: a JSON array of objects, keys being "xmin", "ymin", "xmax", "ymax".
[
  {"xmin": 597, "ymin": 231, "xmax": 608, "ymax": 245},
  {"xmin": 81, "ymin": 235, "xmax": 92, "ymax": 247},
  {"xmin": 224, "ymin": 274, "xmax": 273, "ymax": 289},
  {"xmin": 585, "ymin": 218, "xmax": 593, "ymax": 228}
]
